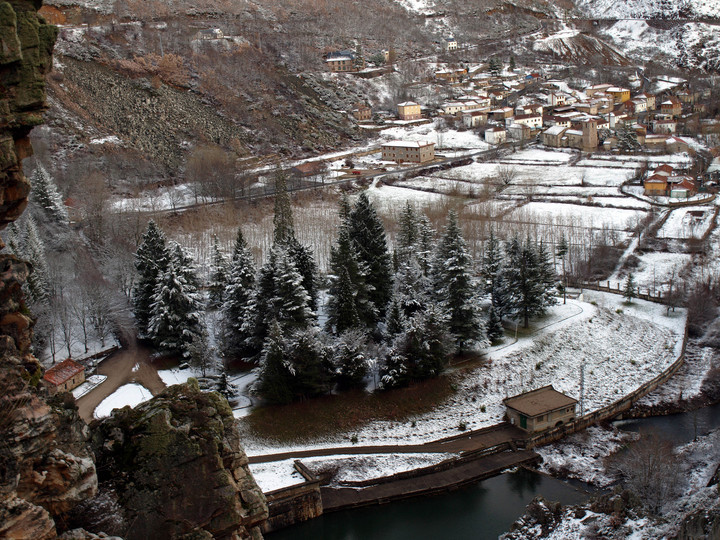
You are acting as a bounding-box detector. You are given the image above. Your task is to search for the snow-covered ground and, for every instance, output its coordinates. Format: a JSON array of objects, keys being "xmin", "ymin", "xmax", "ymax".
[
  {"xmin": 536, "ymin": 425, "xmax": 638, "ymax": 487},
  {"xmin": 507, "ymin": 202, "xmax": 642, "ymax": 230},
  {"xmin": 634, "ymin": 345, "xmax": 717, "ymax": 408},
  {"xmin": 94, "ymin": 383, "xmax": 153, "ymax": 418},
  {"xmin": 248, "ymin": 452, "xmax": 455, "ymax": 492},
  {"xmin": 72, "ymin": 374, "xmax": 107, "ymax": 399},
  {"xmin": 622, "ymin": 251, "xmax": 692, "ymax": 293},
  {"xmin": 157, "ymin": 368, "xmax": 195, "ymax": 387},
  {"xmin": 239, "ymin": 293, "xmax": 686, "ymax": 457},
  {"xmin": 658, "ymin": 207, "xmax": 716, "ymax": 240}
]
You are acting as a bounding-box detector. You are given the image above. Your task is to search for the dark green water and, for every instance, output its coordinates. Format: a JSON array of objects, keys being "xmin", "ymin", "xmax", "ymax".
[
  {"xmin": 613, "ymin": 401, "xmax": 720, "ymax": 444},
  {"xmin": 266, "ymin": 468, "xmax": 587, "ymax": 540}
]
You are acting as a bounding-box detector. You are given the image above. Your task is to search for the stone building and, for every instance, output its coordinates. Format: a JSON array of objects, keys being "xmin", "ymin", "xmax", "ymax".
[
  {"xmin": 503, "ymin": 385, "xmax": 578, "ymax": 433},
  {"xmin": 381, "ymin": 141, "xmax": 435, "ymax": 163},
  {"xmin": 43, "ymin": 358, "xmax": 85, "ymax": 394}
]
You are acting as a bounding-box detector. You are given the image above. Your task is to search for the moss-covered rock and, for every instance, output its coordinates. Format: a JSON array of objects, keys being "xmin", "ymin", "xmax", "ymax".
[{"xmin": 89, "ymin": 380, "xmax": 268, "ymax": 540}]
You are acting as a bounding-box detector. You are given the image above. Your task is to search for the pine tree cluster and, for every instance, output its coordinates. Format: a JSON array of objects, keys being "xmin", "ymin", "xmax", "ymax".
[{"xmin": 133, "ymin": 181, "xmax": 559, "ymax": 405}]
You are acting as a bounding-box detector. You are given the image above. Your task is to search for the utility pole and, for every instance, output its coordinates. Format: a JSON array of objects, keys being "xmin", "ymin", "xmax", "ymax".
[{"xmin": 579, "ymin": 362, "xmax": 585, "ymax": 416}]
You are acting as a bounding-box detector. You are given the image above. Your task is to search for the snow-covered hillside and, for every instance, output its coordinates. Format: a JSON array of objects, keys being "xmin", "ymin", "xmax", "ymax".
[{"xmin": 575, "ymin": 0, "xmax": 720, "ymax": 19}]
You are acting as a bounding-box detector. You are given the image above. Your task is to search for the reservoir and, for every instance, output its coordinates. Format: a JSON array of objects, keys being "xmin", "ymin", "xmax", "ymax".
[{"xmin": 266, "ymin": 467, "xmax": 588, "ymax": 540}]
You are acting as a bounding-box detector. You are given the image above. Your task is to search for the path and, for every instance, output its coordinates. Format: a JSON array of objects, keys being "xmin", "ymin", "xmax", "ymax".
[
  {"xmin": 76, "ymin": 340, "xmax": 166, "ymax": 422},
  {"xmin": 249, "ymin": 423, "xmax": 526, "ymax": 464}
]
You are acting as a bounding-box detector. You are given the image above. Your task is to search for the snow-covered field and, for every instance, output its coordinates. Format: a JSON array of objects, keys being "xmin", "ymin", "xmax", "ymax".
[
  {"xmin": 658, "ymin": 207, "xmax": 716, "ymax": 240},
  {"xmin": 239, "ymin": 293, "xmax": 686, "ymax": 457},
  {"xmin": 506, "ymin": 202, "xmax": 642, "ymax": 230},
  {"xmin": 622, "ymin": 251, "xmax": 692, "ymax": 293},
  {"xmin": 94, "ymin": 383, "xmax": 153, "ymax": 418}
]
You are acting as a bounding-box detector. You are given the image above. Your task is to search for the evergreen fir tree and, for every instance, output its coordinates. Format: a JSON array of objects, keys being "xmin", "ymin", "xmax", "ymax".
[
  {"xmin": 257, "ymin": 320, "xmax": 294, "ymax": 404},
  {"xmin": 250, "ymin": 246, "xmax": 314, "ymax": 352},
  {"xmin": 133, "ymin": 220, "xmax": 169, "ymax": 336},
  {"xmin": 349, "ymin": 192, "xmax": 393, "ymax": 316},
  {"xmin": 326, "ymin": 218, "xmax": 376, "ymax": 332},
  {"xmin": 487, "ymin": 304, "xmax": 504, "ymax": 343},
  {"xmin": 504, "ymin": 236, "xmax": 557, "ymax": 328},
  {"xmin": 433, "ymin": 212, "xmax": 486, "ymax": 351},
  {"xmin": 380, "ymin": 305, "xmax": 453, "ymax": 388},
  {"xmin": 30, "ymin": 163, "xmax": 69, "ymax": 224},
  {"xmin": 208, "ymin": 235, "xmax": 229, "ymax": 309},
  {"xmin": 409, "ymin": 305, "xmax": 454, "ymax": 379},
  {"xmin": 384, "ymin": 298, "xmax": 405, "ymax": 339},
  {"xmin": 334, "ymin": 329, "xmax": 369, "ymax": 390},
  {"xmin": 379, "ymin": 347, "xmax": 409, "ymax": 389},
  {"xmin": 23, "ymin": 216, "xmax": 50, "ymax": 303},
  {"xmin": 416, "ymin": 215, "xmax": 435, "ymax": 276},
  {"xmin": 186, "ymin": 324, "xmax": 213, "ymax": 377},
  {"xmin": 285, "ymin": 236, "xmax": 318, "ymax": 311},
  {"xmin": 147, "ymin": 251, "xmax": 204, "ymax": 357},
  {"xmin": 272, "ymin": 170, "xmax": 318, "ymax": 310},
  {"xmin": 616, "ymin": 122, "xmax": 640, "ymax": 153},
  {"xmin": 482, "ymin": 230, "xmax": 503, "ymax": 296},
  {"xmin": 397, "ymin": 201, "xmax": 418, "ymax": 266},
  {"xmin": 623, "ymin": 272, "xmax": 636, "ymax": 303},
  {"xmin": 273, "ymin": 171, "xmax": 295, "ymax": 245},
  {"xmin": 215, "ymin": 370, "xmax": 237, "ymax": 400},
  {"xmin": 326, "ymin": 266, "xmax": 360, "ymax": 334},
  {"xmin": 221, "ymin": 228, "xmax": 256, "ymax": 360},
  {"xmin": 169, "ymin": 242, "xmax": 201, "ymax": 291},
  {"xmin": 286, "ymin": 326, "xmax": 333, "ymax": 400},
  {"xmin": 536, "ymin": 241, "xmax": 558, "ymax": 309},
  {"xmin": 394, "ymin": 256, "xmax": 430, "ymax": 318}
]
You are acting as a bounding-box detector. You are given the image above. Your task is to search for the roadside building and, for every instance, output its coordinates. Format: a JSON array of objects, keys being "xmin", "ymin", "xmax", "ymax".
[
  {"xmin": 504, "ymin": 385, "xmax": 578, "ymax": 433},
  {"xmin": 381, "ymin": 141, "xmax": 435, "ymax": 163},
  {"xmin": 397, "ymin": 101, "xmax": 422, "ymax": 121},
  {"xmin": 484, "ymin": 127, "xmax": 507, "ymax": 145},
  {"xmin": 644, "ymin": 174, "xmax": 669, "ymax": 196},
  {"xmin": 43, "ymin": 358, "xmax": 86, "ymax": 395}
]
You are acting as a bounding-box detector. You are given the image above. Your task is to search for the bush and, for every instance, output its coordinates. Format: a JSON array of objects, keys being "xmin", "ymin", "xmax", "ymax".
[{"xmin": 458, "ymin": 421, "xmax": 467, "ymax": 431}]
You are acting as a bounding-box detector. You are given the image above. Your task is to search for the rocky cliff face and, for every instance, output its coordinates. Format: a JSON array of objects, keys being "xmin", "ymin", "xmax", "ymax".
[
  {"xmin": 85, "ymin": 380, "xmax": 268, "ymax": 540},
  {"xmin": 0, "ymin": 2, "xmax": 268, "ymax": 539},
  {"xmin": 0, "ymin": 1, "xmax": 98, "ymax": 537}
]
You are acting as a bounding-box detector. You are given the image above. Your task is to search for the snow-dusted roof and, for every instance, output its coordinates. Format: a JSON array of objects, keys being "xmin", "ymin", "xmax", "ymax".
[
  {"xmin": 397, "ymin": 101, "xmax": 418, "ymax": 107},
  {"xmin": 565, "ymin": 129, "xmax": 582, "ymax": 136},
  {"xmin": 607, "ymin": 87, "xmax": 629, "ymax": 93},
  {"xmin": 543, "ymin": 125, "xmax": 567, "ymax": 136},
  {"xmin": 382, "ymin": 140, "xmax": 435, "ymax": 148},
  {"xmin": 504, "ymin": 385, "xmax": 577, "ymax": 417},
  {"xmin": 327, "ymin": 56, "xmax": 352, "ymax": 62}
]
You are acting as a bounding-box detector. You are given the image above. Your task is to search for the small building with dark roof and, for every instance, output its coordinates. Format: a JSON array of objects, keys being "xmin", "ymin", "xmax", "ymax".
[
  {"xmin": 503, "ymin": 385, "xmax": 577, "ymax": 432},
  {"xmin": 43, "ymin": 358, "xmax": 85, "ymax": 395}
]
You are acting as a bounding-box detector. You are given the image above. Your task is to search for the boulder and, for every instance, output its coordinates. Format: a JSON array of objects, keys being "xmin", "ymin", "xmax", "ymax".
[{"xmin": 89, "ymin": 379, "xmax": 268, "ymax": 539}]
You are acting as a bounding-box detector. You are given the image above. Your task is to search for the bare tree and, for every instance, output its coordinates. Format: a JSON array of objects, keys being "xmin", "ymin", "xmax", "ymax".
[{"xmin": 613, "ymin": 433, "xmax": 681, "ymax": 514}]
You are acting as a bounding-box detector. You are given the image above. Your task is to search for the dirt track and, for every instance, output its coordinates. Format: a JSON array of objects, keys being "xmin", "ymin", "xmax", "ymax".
[{"xmin": 76, "ymin": 344, "xmax": 166, "ymax": 422}]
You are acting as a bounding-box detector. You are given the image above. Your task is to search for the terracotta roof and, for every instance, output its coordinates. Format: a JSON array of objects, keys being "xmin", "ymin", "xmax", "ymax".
[
  {"xmin": 503, "ymin": 385, "xmax": 577, "ymax": 417},
  {"xmin": 43, "ymin": 358, "xmax": 84, "ymax": 386}
]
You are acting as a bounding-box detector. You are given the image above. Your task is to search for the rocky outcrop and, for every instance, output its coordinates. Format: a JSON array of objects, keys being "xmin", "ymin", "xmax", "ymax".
[
  {"xmin": 0, "ymin": 286, "xmax": 97, "ymax": 537},
  {"xmin": 0, "ymin": 0, "xmax": 56, "ymax": 230},
  {"xmin": 0, "ymin": 4, "xmax": 98, "ymax": 536},
  {"xmin": 87, "ymin": 379, "xmax": 268, "ymax": 540}
]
